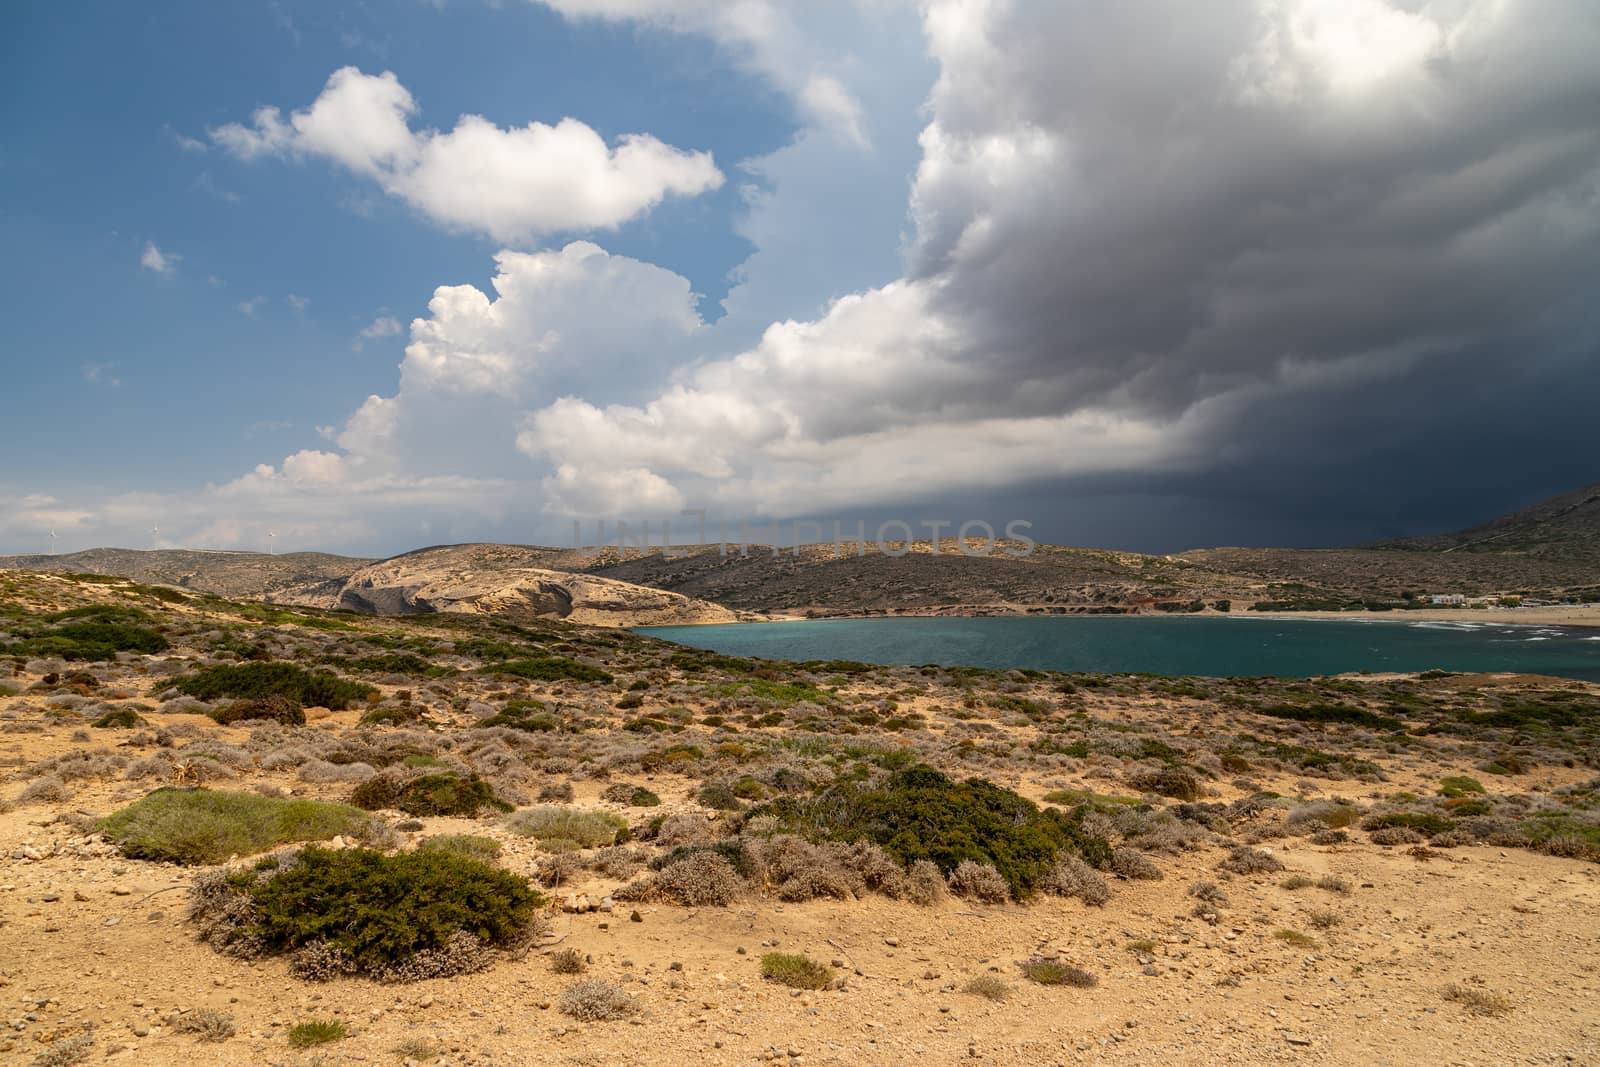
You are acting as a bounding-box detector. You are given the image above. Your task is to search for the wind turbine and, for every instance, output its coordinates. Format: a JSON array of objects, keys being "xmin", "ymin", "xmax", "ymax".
[
  {"xmin": 48, "ymin": 530, "xmax": 57, "ymax": 556},
  {"xmin": 151, "ymin": 525, "xmax": 159, "ymax": 549},
  {"xmin": 267, "ymin": 531, "xmax": 277, "ymax": 555}
]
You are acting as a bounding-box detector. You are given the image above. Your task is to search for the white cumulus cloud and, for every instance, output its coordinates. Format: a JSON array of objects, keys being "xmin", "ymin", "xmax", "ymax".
[
  {"xmin": 139, "ymin": 241, "xmax": 178, "ymax": 275},
  {"xmin": 531, "ymin": 0, "xmax": 872, "ymax": 144},
  {"xmin": 211, "ymin": 66, "xmax": 724, "ymax": 243}
]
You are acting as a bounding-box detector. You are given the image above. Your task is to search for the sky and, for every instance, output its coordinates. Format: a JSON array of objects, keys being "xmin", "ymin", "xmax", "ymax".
[{"xmin": 2, "ymin": 0, "xmax": 1597, "ymax": 559}]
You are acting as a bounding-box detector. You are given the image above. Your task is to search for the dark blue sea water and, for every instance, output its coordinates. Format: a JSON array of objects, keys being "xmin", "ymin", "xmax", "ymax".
[{"xmin": 635, "ymin": 616, "xmax": 1600, "ymax": 682}]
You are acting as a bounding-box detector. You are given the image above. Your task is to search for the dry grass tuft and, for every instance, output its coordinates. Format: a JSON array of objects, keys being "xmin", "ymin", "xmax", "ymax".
[
  {"xmin": 1019, "ymin": 957, "xmax": 1097, "ymax": 987},
  {"xmin": 1442, "ymin": 982, "xmax": 1513, "ymax": 1016},
  {"xmin": 962, "ymin": 975, "xmax": 1012, "ymax": 1001},
  {"xmin": 760, "ymin": 951, "xmax": 834, "ymax": 990},
  {"xmin": 171, "ymin": 1008, "xmax": 236, "ymax": 1042}
]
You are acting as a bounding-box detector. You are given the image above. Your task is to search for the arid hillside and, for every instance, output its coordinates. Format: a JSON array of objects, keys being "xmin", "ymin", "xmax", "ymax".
[
  {"xmin": 0, "ymin": 549, "xmax": 372, "ymax": 598},
  {"xmin": 273, "ymin": 542, "xmax": 750, "ymax": 627},
  {"xmin": 571, "ymin": 540, "xmax": 1251, "ymax": 616},
  {"xmin": 1182, "ymin": 483, "xmax": 1600, "ymax": 605},
  {"xmin": 1376, "ymin": 481, "xmax": 1600, "ymax": 561}
]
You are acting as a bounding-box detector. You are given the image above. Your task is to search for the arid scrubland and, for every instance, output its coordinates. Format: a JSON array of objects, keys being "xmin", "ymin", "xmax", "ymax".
[{"xmin": 2, "ymin": 570, "xmax": 1598, "ymax": 1065}]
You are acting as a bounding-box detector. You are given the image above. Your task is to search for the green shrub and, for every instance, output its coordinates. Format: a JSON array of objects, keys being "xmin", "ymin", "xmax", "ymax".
[
  {"xmin": 1127, "ymin": 767, "xmax": 1202, "ymax": 801},
  {"xmin": 47, "ymin": 604, "xmax": 151, "ymax": 623},
  {"xmin": 99, "ymin": 788, "xmax": 380, "ymax": 865},
  {"xmin": 195, "ymin": 847, "xmax": 541, "ymax": 980},
  {"xmin": 209, "ymin": 696, "xmax": 305, "ymax": 726},
  {"xmin": 1446, "ymin": 798, "xmax": 1491, "ymax": 816},
  {"xmin": 697, "ymin": 782, "xmax": 745, "ymax": 811},
  {"xmin": 8, "ymin": 619, "xmax": 169, "ymax": 661},
  {"xmin": 92, "ymin": 708, "xmax": 145, "ymax": 729},
  {"xmin": 600, "ymin": 783, "xmax": 660, "ymax": 807},
  {"xmin": 168, "ymin": 663, "xmax": 375, "ymax": 709},
  {"xmin": 350, "ymin": 773, "xmax": 511, "ymax": 817},
  {"xmin": 452, "ymin": 638, "xmax": 535, "ymax": 662},
  {"xmin": 710, "ymin": 677, "xmax": 831, "ymax": 706},
  {"xmin": 1256, "ymin": 703, "xmax": 1404, "ymax": 731},
  {"xmin": 752, "ymin": 765, "xmax": 1110, "ymax": 899},
  {"xmin": 1364, "ymin": 811, "xmax": 1457, "ymax": 836},
  {"xmin": 478, "ymin": 700, "xmax": 558, "ymax": 731},
  {"xmin": 1439, "ymin": 775, "xmax": 1486, "ymax": 798},
  {"xmin": 669, "ymin": 650, "xmax": 756, "ymax": 673},
  {"xmin": 506, "ymin": 806, "xmax": 628, "ymax": 848},
  {"xmin": 483, "ymin": 658, "xmax": 613, "ymax": 683},
  {"xmin": 760, "ymin": 952, "xmax": 833, "ymax": 990},
  {"xmin": 339, "ymin": 653, "xmax": 453, "ymax": 678},
  {"xmin": 287, "ymin": 1019, "xmax": 348, "ymax": 1048},
  {"xmin": 359, "ymin": 704, "xmax": 425, "ymax": 726}
]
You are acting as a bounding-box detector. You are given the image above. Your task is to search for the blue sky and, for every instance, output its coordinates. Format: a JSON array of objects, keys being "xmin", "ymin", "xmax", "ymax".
[
  {"xmin": 2, "ymin": 1, "xmax": 804, "ymax": 492},
  {"xmin": 3, "ymin": 2, "xmax": 1596, "ymax": 557}
]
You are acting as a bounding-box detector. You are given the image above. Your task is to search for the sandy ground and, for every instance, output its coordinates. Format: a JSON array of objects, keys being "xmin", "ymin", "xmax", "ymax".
[
  {"xmin": 5, "ymin": 726, "xmax": 1600, "ymax": 1067},
  {"xmin": 6, "ymin": 813, "xmax": 1599, "ymax": 1066}
]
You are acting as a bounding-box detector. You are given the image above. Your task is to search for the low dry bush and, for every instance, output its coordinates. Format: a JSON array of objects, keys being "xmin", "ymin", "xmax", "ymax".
[
  {"xmin": 617, "ymin": 849, "xmax": 745, "ymax": 905},
  {"xmin": 506, "ymin": 806, "xmax": 628, "ymax": 848},
  {"xmin": 1442, "ymin": 982, "xmax": 1513, "ymax": 1016},
  {"xmin": 1218, "ymin": 846, "xmax": 1284, "ymax": 875},
  {"xmin": 558, "ymin": 980, "xmax": 638, "ymax": 1021},
  {"xmin": 1108, "ymin": 846, "xmax": 1163, "ymax": 880},
  {"xmin": 962, "ymin": 975, "xmax": 1012, "ymax": 1001},
  {"xmin": 99, "ymin": 788, "xmax": 382, "ymax": 865},
  {"xmin": 1043, "ymin": 854, "xmax": 1110, "ymax": 905},
  {"xmin": 948, "ymin": 859, "xmax": 1011, "ymax": 903},
  {"xmin": 1019, "ymin": 957, "xmax": 1096, "ymax": 987}
]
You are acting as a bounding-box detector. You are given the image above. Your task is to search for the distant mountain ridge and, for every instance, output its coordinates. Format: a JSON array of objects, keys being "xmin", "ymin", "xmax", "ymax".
[{"xmin": 4, "ymin": 480, "xmax": 1597, "ymax": 617}]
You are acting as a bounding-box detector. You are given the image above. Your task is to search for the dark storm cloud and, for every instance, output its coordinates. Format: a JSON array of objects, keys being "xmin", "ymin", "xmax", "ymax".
[
  {"xmin": 912, "ymin": 0, "xmax": 1600, "ymax": 422},
  {"xmin": 822, "ymin": 0, "xmax": 1595, "ymax": 543}
]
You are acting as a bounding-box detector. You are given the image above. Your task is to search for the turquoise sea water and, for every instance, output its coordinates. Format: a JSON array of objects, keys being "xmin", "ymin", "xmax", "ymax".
[{"xmin": 635, "ymin": 616, "xmax": 1600, "ymax": 682}]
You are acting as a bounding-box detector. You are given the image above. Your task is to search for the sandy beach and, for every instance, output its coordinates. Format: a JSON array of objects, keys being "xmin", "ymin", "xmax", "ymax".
[{"xmin": 1247, "ymin": 605, "xmax": 1600, "ymax": 629}]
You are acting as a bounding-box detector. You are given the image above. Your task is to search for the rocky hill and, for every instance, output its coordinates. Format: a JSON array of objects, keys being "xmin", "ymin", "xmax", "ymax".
[
  {"xmin": 1375, "ymin": 482, "xmax": 1600, "ymax": 562},
  {"xmin": 0, "ymin": 548, "xmax": 371, "ymax": 598},
  {"xmin": 566, "ymin": 540, "xmax": 1247, "ymax": 616},
  {"xmin": 271, "ymin": 542, "xmax": 747, "ymax": 627}
]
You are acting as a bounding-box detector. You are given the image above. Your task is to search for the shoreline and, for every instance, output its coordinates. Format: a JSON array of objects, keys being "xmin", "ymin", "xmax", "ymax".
[{"xmin": 643, "ymin": 604, "xmax": 1600, "ymax": 631}]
